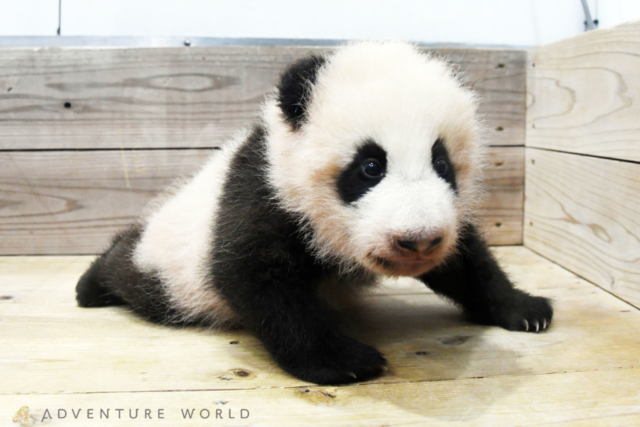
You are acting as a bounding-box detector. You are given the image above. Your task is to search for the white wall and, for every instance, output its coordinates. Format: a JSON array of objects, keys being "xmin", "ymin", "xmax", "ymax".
[
  {"xmin": 59, "ymin": 0, "xmax": 579, "ymax": 46},
  {"xmin": 0, "ymin": 0, "xmax": 59, "ymax": 36},
  {"xmin": 2, "ymin": 0, "xmax": 640, "ymax": 46},
  {"xmin": 597, "ymin": 0, "xmax": 640, "ymax": 29}
]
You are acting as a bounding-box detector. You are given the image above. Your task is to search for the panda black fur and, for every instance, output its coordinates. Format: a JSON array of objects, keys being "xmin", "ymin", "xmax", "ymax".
[{"xmin": 76, "ymin": 41, "xmax": 553, "ymax": 385}]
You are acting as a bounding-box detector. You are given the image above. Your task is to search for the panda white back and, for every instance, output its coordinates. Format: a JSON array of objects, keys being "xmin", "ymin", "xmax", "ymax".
[{"xmin": 132, "ymin": 131, "xmax": 247, "ymax": 326}]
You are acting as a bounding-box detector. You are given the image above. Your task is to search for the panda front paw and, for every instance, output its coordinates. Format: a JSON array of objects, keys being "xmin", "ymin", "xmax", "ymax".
[
  {"xmin": 276, "ymin": 336, "xmax": 387, "ymax": 385},
  {"xmin": 470, "ymin": 291, "xmax": 553, "ymax": 333}
]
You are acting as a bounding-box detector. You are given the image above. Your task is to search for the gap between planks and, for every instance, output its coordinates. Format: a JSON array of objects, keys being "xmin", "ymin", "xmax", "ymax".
[
  {"xmin": 0, "ymin": 144, "xmax": 519, "ymax": 153},
  {"xmin": 526, "ymin": 145, "xmax": 640, "ymax": 167}
]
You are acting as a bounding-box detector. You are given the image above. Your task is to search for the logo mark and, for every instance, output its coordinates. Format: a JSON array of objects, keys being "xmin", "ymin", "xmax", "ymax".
[{"xmin": 13, "ymin": 406, "xmax": 29, "ymax": 423}]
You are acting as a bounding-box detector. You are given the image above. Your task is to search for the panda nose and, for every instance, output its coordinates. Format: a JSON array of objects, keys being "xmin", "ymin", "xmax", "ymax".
[{"xmin": 396, "ymin": 236, "xmax": 443, "ymax": 253}]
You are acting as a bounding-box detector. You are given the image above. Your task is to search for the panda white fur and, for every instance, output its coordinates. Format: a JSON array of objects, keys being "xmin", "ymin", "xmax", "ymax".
[{"xmin": 77, "ymin": 41, "xmax": 552, "ymax": 385}]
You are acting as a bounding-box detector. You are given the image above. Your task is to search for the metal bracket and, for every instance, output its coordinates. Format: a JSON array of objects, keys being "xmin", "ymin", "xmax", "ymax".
[{"xmin": 581, "ymin": 0, "xmax": 599, "ymax": 31}]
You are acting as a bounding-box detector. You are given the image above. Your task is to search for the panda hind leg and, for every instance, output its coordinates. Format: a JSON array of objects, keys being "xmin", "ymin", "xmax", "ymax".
[
  {"xmin": 76, "ymin": 259, "xmax": 125, "ymax": 307},
  {"xmin": 76, "ymin": 225, "xmax": 190, "ymax": 326},
  {"xmin": 76, "ymin": 228, "xmax": 136, "ymax": 308}
]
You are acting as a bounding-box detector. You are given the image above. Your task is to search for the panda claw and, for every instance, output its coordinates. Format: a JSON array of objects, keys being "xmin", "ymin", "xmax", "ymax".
[
  {"xmin": 478, "ymin": 293, "xmax": 552, "ymax": 333},
  {"xmin": 348, "ymin": 372, "xmax": 357, "ymax": 379}
]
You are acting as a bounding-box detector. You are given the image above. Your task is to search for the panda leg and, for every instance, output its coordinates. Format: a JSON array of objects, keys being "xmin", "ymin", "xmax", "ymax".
[
  {"xmin": 215, "ymin": 262, "xmax": 387, "ymax": 385},
  {"xmin": 418, "ymin": 224, "xmax": 553, "ymax": 332},
  {"xmin": 76, "ymin": 259, "xmax": 125, "ymax": 307},
  {"xmin": 76, "ymin": 231, "xmax": 129, "ymax": 308},
  {"xmin": 76, "ymin": 226, "xmax": 183, "ymax": 325}
]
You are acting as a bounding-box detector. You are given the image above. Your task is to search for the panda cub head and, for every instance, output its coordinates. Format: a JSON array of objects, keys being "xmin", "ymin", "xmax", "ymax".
[{"xmin": 265, "ymin": 41, "xmax": 483, "ymax": 277}]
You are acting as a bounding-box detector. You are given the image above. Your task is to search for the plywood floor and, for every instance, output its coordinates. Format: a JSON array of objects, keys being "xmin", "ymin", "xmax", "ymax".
[{"xmin": 2, "ymin": 247, "xmax": 640, "ymax": 426}]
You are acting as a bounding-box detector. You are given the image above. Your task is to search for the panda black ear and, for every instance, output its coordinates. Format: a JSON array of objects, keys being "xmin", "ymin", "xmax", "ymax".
[{"xmin": 277, "ymin": 55, "xmax": 326, "ymax": 131}]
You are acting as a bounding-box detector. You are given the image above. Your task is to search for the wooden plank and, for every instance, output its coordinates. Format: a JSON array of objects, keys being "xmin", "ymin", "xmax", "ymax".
[
  {"xmin": 0, "ymin": 148, "xmax": 213, "ymax": 255},
  {"xmin": 2, "ymin": 368, "xmax": 640, "ymax": 426},
  {"xmin": 477, "ymin": 146, "xmax": 523, "ymax": 245},
  {"xmin": 527, "ymin": 21, "xmax": 640, "ymax": 161},
  {"xmin": 0, "ymin": 46, "xmax": 525, "ymax": 150},
  {"xmin": 1, "ymin": 247, "xmax": 639, "ymax": 396},
  {"xmin": 2, "ymin": 247, "xmax": 640, "ymax": 425},
  {"xmin": 0, "ymin": 147, "xmax": 523, "ymax": 255},
  {"xmin": 439, "ymin": 48, "xmax": 526, "ymax": 147},
  {"xmin": 524, "ymin": 148, "xmax": 640, "ymax": 308}
]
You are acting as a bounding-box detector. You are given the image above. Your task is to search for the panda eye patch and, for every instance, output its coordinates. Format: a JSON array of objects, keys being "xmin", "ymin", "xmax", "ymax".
[
  {"xmin": 337, "ymin": 140, "xmax": 388, "ymax": 204},
  {"xmin": 361, "ymin": 159, "xmax": 384, "ymax": 179},
  {"xmin": 431, "ymin": 138, "xmax": 457, "ymax": 192}
]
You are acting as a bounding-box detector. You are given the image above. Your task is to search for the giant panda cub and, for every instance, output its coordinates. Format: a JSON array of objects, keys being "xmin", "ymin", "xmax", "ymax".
[{"xmin": 77, "ymin": 41, "xmax": 553, "ymax": 385}]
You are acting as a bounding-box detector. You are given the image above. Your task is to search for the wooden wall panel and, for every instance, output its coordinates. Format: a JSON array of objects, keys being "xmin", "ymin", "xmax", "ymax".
[
  {"xmin": 527, "ymin": 21, "xmax": 640, "ymax": 162},
  {"xmin": 441, "ymin": 48, "xmax": 526, "ymax": 147},
  {"xmin": 526, "ymin": 20, "xmax": 640, "ymax": 307},
  {"xmin": 0, "ymin": 149, "xmax": 213, "ymax": 255},
  {"xmin": 0, "ymin": 147, "xmax": 522, "ymax": 255},
  {"xmin": 0, "ymin": 46, "xmax": 525, "ymax": 150},
  {"xmin": 0, "ymin": 45, "xmax": 526, "ymax": 254},
  {"xmin": 524, "ymin": 149, "xmax": 640, "ymax": 308},
  {"xmin": 478, "ymin": 146, "xmax": 524, "ymax": 245}
]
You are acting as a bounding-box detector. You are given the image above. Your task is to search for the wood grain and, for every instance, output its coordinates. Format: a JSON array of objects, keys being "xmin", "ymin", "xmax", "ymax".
[
  {"xmin": 0, "ymin": 46, "xmax": 526, "ymax": 254},
  {"xmin": 1, "ymin": 247, "xmax": 639, "ymax": 426},
  {"xmin": 477, "ymin": 146, "xmax": 524, "ymax": 245},
  {"xmin": 0, "ymin": 147, "xmax": 522, "ymax": 255},
  {"xmin": 2, "ymin": 369, "xmax": 640, "ymax": 426},
  {"xmin": 527, "ymin": 21, "xmax": 640, "ymax": 161},
  {"xmin": 0, "ymin": 148, "xmax": 213, "ymax": 255},
  {"xmin": 524, "ymin": 148, "xmax": 640, "ymax": 308},
  {"xmin": 0, "ymin": 46, "xmax": 525, "ymax": 150}
]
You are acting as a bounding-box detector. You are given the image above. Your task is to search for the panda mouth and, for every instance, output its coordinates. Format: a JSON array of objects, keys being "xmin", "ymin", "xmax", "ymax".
[{"xmin": 371, "ymin": 256, "xmax": 437, "ymax": 276}]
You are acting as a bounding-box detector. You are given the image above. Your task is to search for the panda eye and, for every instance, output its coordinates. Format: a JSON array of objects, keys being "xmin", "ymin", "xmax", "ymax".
[
  {"xmin": 361, "ymin": 159, "xmax": 384, "ymax": 179},
  {"xmin": 434, "ymin": 158, "xmax": 449, "ymax": 177}
]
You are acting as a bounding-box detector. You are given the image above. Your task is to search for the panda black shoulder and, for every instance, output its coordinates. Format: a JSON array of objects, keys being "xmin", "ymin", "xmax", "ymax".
[{"xmin": 211, "ymin": 124, "xmax": 329, "ymax": 288}]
